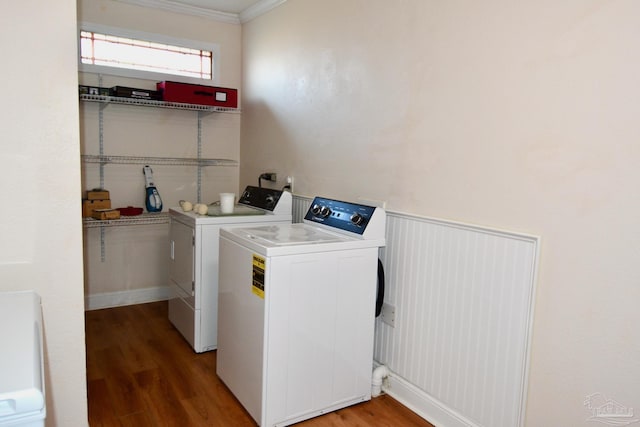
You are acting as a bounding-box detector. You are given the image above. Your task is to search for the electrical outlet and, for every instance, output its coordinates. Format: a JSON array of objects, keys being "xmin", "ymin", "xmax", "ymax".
[
  {"xmin": 286, "ymin": 176, "xmax": 294, "ymax": 193},
  {"xmin": 381, "ymin": 303, "xmax": 396, "ymax": 327}
]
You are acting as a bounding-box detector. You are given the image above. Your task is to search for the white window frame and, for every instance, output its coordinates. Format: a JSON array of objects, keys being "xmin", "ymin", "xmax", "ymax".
[{"xmin": 78, "ymin": 22, "xmax": 221, "ymax": 86}]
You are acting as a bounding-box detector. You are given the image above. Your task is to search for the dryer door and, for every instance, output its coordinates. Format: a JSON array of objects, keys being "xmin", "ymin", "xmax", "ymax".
[{"xmin": 169, "ymin": 219, "xmax": 195, "ymax": 297}]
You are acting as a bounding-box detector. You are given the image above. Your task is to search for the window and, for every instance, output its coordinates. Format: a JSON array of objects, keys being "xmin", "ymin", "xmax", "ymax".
[
  {"xmin": 80, "ymin": 31, "xmax": 212, "ymax": 80},
  {"xmin": 78, "ymin": 23, "xmax": 220, "ymax": 85}
]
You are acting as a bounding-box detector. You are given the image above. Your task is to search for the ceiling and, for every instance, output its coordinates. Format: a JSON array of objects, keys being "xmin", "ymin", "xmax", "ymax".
[{"xmin": 119, "ymin": 0, "xmax": 284, "ymax": 23}]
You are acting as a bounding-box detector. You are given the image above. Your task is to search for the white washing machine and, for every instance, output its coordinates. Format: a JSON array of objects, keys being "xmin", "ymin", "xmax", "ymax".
[
  {"xmin": 168, "ymin": 186, "xmax": 292, "ymax": 353},
  {"xmin": 217, "ymin": 197, "xmax": 386, "ymax": 427}
]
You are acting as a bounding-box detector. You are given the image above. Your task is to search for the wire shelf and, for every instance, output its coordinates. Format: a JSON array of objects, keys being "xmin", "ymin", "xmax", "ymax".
[
  {"xmin": 81, "ymin": 154, "xmax": 238, "ymax": 167},
  {"xmin": 83, "ymin": 212, "xmax": 170, "ymax": 228},
  {"xmin": 80, "ymin": 93, "xmax": 240, "ymax": 113}
]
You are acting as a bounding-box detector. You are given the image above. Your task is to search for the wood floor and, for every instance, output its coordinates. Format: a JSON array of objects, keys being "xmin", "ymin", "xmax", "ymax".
[{"xmin": 85, "ymin": 301, "xmax": 434, "ymax": 427}]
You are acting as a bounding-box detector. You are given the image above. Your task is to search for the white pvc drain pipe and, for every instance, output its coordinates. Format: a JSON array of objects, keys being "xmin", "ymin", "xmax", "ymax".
[{"xmin": 371, "ymin": 365, "xmax": 390, "ymax": 397}]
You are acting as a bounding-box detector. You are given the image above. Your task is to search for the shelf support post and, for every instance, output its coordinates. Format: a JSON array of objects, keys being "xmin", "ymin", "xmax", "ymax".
[
  {"xmin": 100, "ymin": 226, "xmax": 106, "ymax": 262},
  {"xmin": 197, "ymin": 111, "xmax": 203, "ymax": 203},
  {"xmin": 98, "ymin": 74, "xmax": 106, "ymax": 189},
  {"xmin": 99, "ymin": 103, "xmax": 107, "ymax": 189}
]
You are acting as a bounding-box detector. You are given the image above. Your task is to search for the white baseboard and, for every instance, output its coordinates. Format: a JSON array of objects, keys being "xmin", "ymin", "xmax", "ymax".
[
  {"xmin": 376, "ymin": 364, "xmax": 478, "ymax": 427},
  {"xmin": 85, "ymin": 286, "xmax": 169, "ymax": 310}
]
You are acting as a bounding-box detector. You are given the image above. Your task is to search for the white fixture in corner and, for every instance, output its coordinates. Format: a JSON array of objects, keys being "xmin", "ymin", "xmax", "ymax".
[{"xmin": 372, "ymin": 365, "xmax": 390, "ymax": 397}]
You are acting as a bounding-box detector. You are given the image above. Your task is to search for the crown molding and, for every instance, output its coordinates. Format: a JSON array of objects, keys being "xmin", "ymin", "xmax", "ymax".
[
  {"xmin": 239, "ymin": 0, "xmax": 287, "ymax": 23},
  {"xmin": 114, "ymin": 0, "xmax": 240, "ymax": 24},
  {"xmin": 114, "ymin": 0, "xmax": 287, "ymax": 24}
]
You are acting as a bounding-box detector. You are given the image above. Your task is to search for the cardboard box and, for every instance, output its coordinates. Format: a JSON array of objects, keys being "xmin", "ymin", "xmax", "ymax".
[
  {"xmin": 87, "ymin": 189, "xmax": 110, "ymax": 200},
  {"xmin": 92, "ymin": 209, "xmax": 121, "ymax": 220},
  {"xmin": 82, "ymin": 199, "xmax": 111, "ymax": 217},
  {"xmin": 157, "ymin": 81, "xmax": 238, "ymax": 108}
]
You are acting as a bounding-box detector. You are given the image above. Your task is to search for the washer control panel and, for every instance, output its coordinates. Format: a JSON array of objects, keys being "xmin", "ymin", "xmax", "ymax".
[
  {"xmin": 238, "ymin": 186, "xmax": 283, "ymax": 211},
  {"xmin": 304, "ymin": 197, "xmax": 377, "ymax": 235}
]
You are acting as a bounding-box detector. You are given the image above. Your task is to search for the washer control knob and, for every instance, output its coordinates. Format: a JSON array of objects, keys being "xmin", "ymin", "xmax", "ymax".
[
  {"xmin": 350, "ymin": 213, "xmax": 365, "ymax": 226},
  {"xmin": 320, "ymin": 206, "xmax": 332, "ymax": 218},
  {"xmin": 311, "ymin": 204, "xmax": 322, "ymax": 215}
]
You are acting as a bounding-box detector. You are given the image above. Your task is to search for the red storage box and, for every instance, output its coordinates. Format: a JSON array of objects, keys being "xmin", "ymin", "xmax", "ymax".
[{"xmin": 157, "ymin": 81, "xmax": 238, "ymax": 108}]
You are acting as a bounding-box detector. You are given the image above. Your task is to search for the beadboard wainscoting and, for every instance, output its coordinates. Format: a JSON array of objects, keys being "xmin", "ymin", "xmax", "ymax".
[
  {"xmin": 292, "ymin": 194, "xmax": 313, "ymax": 223},
  {"xmin": 291, "ymin": 195, "xmax": 539, "ymax": 427}
]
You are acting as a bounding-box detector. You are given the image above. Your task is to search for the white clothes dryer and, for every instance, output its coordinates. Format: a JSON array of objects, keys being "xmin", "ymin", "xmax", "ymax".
[
  {"xmin": 168, "ymin": 186, "xmax": 292, "ymax": 353},
  {"xmin": 217, "ymin": 197, "xmax": 386, "ymax": 426}
]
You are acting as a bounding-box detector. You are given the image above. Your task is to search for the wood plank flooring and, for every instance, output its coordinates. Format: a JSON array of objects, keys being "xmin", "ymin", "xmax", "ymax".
[{"xmin": 85, "ymin": 301, "xmax": 434, "ymax": 427}]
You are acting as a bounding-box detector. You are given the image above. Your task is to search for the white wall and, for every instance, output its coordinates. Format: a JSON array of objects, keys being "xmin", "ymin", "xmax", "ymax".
[
  {"xmin": 241, "ymin": 1, "xmax": 640, "ymax": 426},
  {"xmin": 78, "ymin": 0, "xmax": 242, "ymax": 303},
  {"xmin": 0, "ymin": 1, "xmax": 88, "ymax": 426}
]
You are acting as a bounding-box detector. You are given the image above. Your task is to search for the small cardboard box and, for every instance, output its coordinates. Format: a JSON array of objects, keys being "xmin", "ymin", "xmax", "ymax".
[
  {"xmin": 87, "ymin": 189, "xmax": 110, "ymax": 200},
  {"xmin": 92, "ymin": 209, "xmax": 121, "ymax": 220},
  {"xmin": 82, "ymin": 199, "xmax": 111, "ymax": 217}
]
